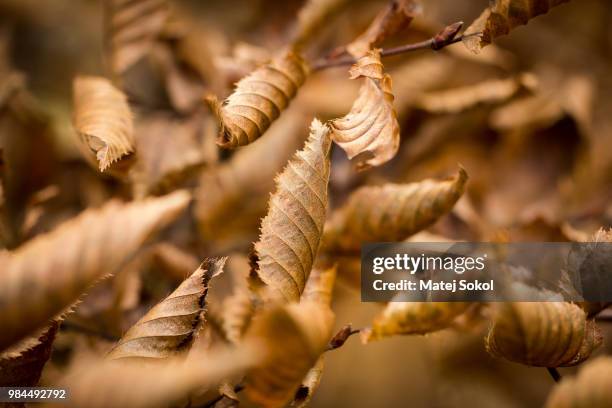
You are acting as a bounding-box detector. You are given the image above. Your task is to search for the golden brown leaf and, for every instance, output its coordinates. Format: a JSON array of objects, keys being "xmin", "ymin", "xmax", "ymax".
[
  {"xmin": 0, "ymin": 321, "xmax": 58, "ymax": 387},
  {"xmin": 463, "ymin": 0, "xmax": 571, "ymax": 53},
  {"xmin": 0, "ymin": 190, "xmax": 190, "ymax": 352},
  {"xmin": 301, "ymin": 265, "xmax": 337, "ymax": 306},
  {"xmin": 415, "ymin": 73, "xmax": 538, "ymax": 114},
  {"xmin": 107, "ymin": 258, "xmax": 225, "ymax": 360},
  {"xmin": 346, "ymin": 0, "xmax": 421, "ymax": 58},
  {"xmin": 72, "ymin": 76, "xmax": 135, "ymax": 172},
  {"xmin": 362, "ymin": 302, "xmax": 471, "ymax": 343},
  {"xmin": 322, "ymin": 168, "xmax": 468, "ymax": 254},
  {"xmin": 250, "ymin": 119, "xmax": 332, "ymax": 302},
  {"xmin": 330, "ymin": 50, "xmax": 400, "ymax": 170},
  {"xmin": 485, "ymin": 302, "xmax": 602, "ymax": 367},
  {"xmin": 221, "ymin": 287, "xmax": 255, "ymax": 345},
  {"xmin": 544, "ymin": 356, "xmax": 612, "ymax": 408},
  {"xmin": 57, "ymin": 345, "xmax": 258, "ymax": 408},
  {"xmin": 244, "ymin": 302, "xmax": 334, "ymax": 408},
  {"xmin": 207, "ymin": 52, "xmax": 309, "ymax": 148},
  {"xmin": 105, "ymin": 0, "xmax": 170, "ymax": 75},
  {"xmin": 292, "ymin": 357, "xmax": 325, "ymax": 408}
]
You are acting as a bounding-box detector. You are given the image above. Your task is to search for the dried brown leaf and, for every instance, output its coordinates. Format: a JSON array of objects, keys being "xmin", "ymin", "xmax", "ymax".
[
  {"xmin": 292, "ymin": 357, "xmax": 325, "ymax": 408},
  {"xmin": 107, "ymin": 258, "xmax": 225, "ymax": 360},
  {"xmin": 415, "ymin": 73, "xmax": 538, "ymax": 114},
  {"xmin": 0, "ymin": 321, "xmax": 58, "ymax": 387},
  {"xmin": 244, "ymin": 302, "xmax": 334, "ymax": 408},
  {"xmin": 72, "ymin": 76, "xmax": 135, "ymax": 172},
  {"xmin": 346, "ymin": 0, "xmax": 421, "ymax": 58},
  {"xmin": 222, "ymin": 287, "xmax": 255, "ymax": 345},
  {"xmin": 206, "ymin": 52, "xmax": 309, "ymax": 148},
  {"xmin": 463, "ymin": 0, "xmax": 571, "ymax": 53},
  {"xmin": 57, "ymin": 345, "xmax": 258, "ymax": 408},
  {"xmin": 0, "ymin": 191, "xmax": 190, "ymax": 352},
  {"xmin": 322, "ymin": 168, "xmax": 468, "ymax": 254},
  {"xmin": 330, "ymin": 50, "xmax": 400, "ymax": 170},
  {"xmin": 362, "ymin": 302, "xmax": 471, "ymax": 343},
  {"xmin": 544, "ymin": 356, "xmax": 612, "ymax": 407},
  {"xmin": 105, "ymin": 0, "xmax": 169, "ymax": 75},
  {"xmin": 250, "ymin": 119, "xmax": 332, "ymax": 302},
  {"xmin": 301, "ymin": 265, "xmax": 337, "ymax": 306},
  {"xmin": 485, "ymin": 302, "xmax": 602, "ymax": 367}
]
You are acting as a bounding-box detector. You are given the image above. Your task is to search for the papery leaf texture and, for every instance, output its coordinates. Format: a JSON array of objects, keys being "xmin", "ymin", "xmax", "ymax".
[
  {"xmin": 330, "ymin": 50, "xmax": 400, "ymax": 170},
  {"xmin": 251, "ymin": 118, "xmax": 332, "ymax": 302}
]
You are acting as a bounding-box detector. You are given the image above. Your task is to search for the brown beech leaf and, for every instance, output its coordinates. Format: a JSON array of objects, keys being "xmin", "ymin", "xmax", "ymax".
[
  {"xmin": 0, "ymin": 190, "xmax": 190, "ymax": 352},
  {"xmin": 195, "ymin": 110, "xmax": 308, "ymax": 243},
  {"xmin": 362, "ymin": 302, "xmax": 471, "ymax": 343},
  {"xmin": 250, "ymin": 119, "xmax": 332, "ymax": 303},
  {"xmin": 415, "ymin": 73, "xmax": 538, "ymax": 114},
  {"xmin": 72, "ymin": 76, "xmax": 135, "ymax": 172},
  {"xmin": 301, "ymin": 264, "xmax": 337, "ymax": 306},
  {"xmin": 58, "ymin": 345, "xmax": 258, "ymax": 408},
  {"xmin": 106, "ymin": 258, "xmax": 225, "ymax": 360},
  {"xmin": 206, "ymin": 52, "xmax": 309, "ymax": 148},
  {"xmin": 291, "ymin": 0, "xmax": 350, "ymax": 51},
  {"xmin": 0, "ymin": 321, "xmax": 58, "ymax": 388},
  {"xmin": 322, "ymin": 168, "xmax": 468, "ymax": 254},
  {"xmin": 463, "ymin": 0, "xmax": 571, "ymax": 53},
  {"xmin": 545, "ymin": 356, "xmax": 612, "ymax": 408},
  {"xmin": 105, "ymin": 0, "xmax": 170, "ymax": 75},
  {"xmin": 244, "ymin": 302, "xmax": 334, "ymax": 408},
  {"xmin": 330, "ymin": 50, "xmax": 400, "ymax": 170},
  {"xmin": 221, "ymin": 287, "xmax": 255, "ymax": 345},
  {"xmin": 346, "ymin": 0, "xmax": 421, "ymax": 58},
  {"xmin": 485, "ymin": 302, "xmax": 602, "ymax": 367},
  {"xmin": 292, "ymin": 357, "xmax": 325, "ymax": 408}
]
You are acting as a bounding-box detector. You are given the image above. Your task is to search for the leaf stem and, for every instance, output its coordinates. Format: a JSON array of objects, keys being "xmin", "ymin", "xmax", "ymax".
[{"xmin": 312, "ymin": 21, "xmax": 476, "ymax": 71}]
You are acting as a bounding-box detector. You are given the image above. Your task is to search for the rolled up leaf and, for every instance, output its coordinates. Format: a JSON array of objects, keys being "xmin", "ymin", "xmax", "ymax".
[
  {"xmin": 107, "ymin": 258, "xmax": 225, "ymax": 360},
  {"xmin": 207, "ymin": 52, "xmax": 309, "ymax": 148},
  {"xmin": 485, "ymin": 302, "xmax": 602, "ymax": 367}
]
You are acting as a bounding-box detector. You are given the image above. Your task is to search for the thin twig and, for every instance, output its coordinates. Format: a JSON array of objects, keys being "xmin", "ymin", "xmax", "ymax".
[
  {"xmin": 312, "ymin": 21, "xmax": 478, "ymax": 71},
  {"xmin": 547, "ymin": 367, "xmax": 562, "ymax": 383}
]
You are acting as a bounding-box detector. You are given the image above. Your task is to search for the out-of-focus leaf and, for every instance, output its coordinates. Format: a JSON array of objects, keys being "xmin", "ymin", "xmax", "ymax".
[
  {"xmin": 250, "ymin": 119, "xmax": 332, "ymax": 303},
  {"xmin": 463, "ymin": 0, "xmax": 571, "ymax": 53},
  {"xmin": 301, "ymin": 265, "xmax": 337, "ymax": 306},
  {"xmin": 105, "ymin": 0, "xmax": 169, "ymax": 75},
  {"xmin": 222, "ymin": 287, "xmax": 255, "ymax": 345},
  {"xmin": 485, "ymin": 302, "xmax": 601, "ymax": 367},
  {"xmin": 330, "ymin": 50, "xmax": 400, "ymax": 170},
  {"xmin": 362, "ymin": 302, "xmax": 471, "ymax": 343},
  {"xmin": 57, "ymin": 345, "xmax": 258, "ymax": 408},
  {"xmin": 107, "ymin": 258, "xmax": 225, "ymax": 360},
  {"xmin": 0, "ymin": 321, "xmax": 58, "ymax": 387},
  {"xmin": 415, "ymin": 73, "xmax": 537, "ymax": 114},
  {"xmin": 0, "ymin": 191, "xmax": 190, "ymax": 352},
  {"xmin": 322, "ymin": 168, "xmax": 468, "ymax": 254},
  {"xmin": 346, "ymin": 0, "xmax": 421, "ymax": 58},
  {"xmin": 72, "ymin": 76, "xmax": 135, "ymax": 172},
  {"xmin": 206, "ymin": 52, "xmax": 309, "ymax": 148},
  {"xmin": 244, "ymin": 302, "xmax": 334, "ymax": 408},
  {"xmin": 544, "ymin": 356, "xmax": 612, "ymax": 408}
]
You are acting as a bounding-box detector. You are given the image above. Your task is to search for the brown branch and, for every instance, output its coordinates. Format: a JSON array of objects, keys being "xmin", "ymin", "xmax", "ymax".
[{"xmin": 312, "ymin": 21, "xmax": 472, "ymax": 71}]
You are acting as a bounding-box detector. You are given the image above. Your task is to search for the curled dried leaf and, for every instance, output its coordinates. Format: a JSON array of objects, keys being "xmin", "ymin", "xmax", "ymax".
[
  {"xmin": 0, "ymin": 191, "xmax": 190, "ymax": 352},
  {"xmin": 463, "ymin": 0, "xmax": 571, "ymax": 53},
  {"xmin": 544, "ymin": 356, "xmax": 612, "ymax": 408},
  {"xmin": 362, "ymin": 302, "xmax": 471, "ymax": 343},
  {"xmin": 105, "ymin": 0, "xmax": 170, "ymax": 75},
  {"xmin": 0, "ymin": 321, "xmax": 58, "ymax": 387},
  {"xmin": 415, "ymin": 73, "xmax": 538, "ymax": 114},
  {"xmin": 485, "ymin": 302, "xmax": 602, "ymax": 367},
  {"xmin": 244, "ymin": 302, "xmax": 334, "ymax": 408},
  {"xmin": 107, "ymin": 258, "xmax": 225, "ymax": 360},
  {"xmin": 322, "ymin": 168, "xmax": 468, "ymax": 254},
  {"xmin": 292, "ymin": 357, "xmax": 325, "ymax": 408},
  {"xmin": 330, "ymin": 50, "xmax": 400, "ymax": 170},
  {"xmin": 346, "ymin": 0, "xmax": 421, "ymax": 58},
  {"xmin": 250, "ymin": 119, "xmax": 332, "ymax": 303},
  {"xmin": 72, "ymin": 76, "xmax": 135, "ymax": 172},
  {"xmin": 58, "ymin": 346, "xmax": 258, "ymax": 408},
  {"xmin": 207, "ymin": 52, "xmax": 309, "ymax": 148}
]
